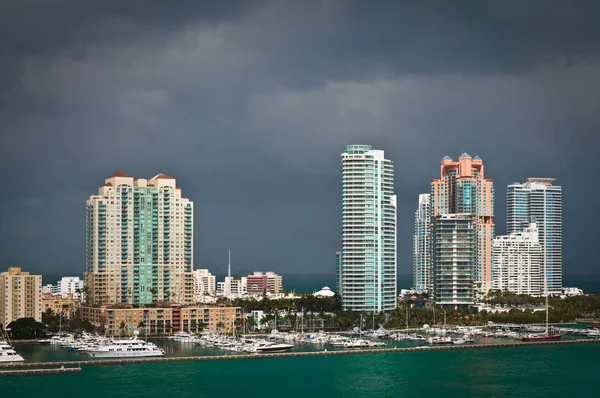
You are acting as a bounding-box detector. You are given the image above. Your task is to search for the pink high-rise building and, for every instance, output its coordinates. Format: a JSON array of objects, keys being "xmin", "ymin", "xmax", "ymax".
[{"xmin": 430, "ymin": 153, "xmax": 495, "ymax": 293}]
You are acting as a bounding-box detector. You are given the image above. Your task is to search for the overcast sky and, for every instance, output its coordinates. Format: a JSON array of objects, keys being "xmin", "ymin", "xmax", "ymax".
[{"xmin": 1, "ymin": 1, "xmax": 598, "ymax": 279}]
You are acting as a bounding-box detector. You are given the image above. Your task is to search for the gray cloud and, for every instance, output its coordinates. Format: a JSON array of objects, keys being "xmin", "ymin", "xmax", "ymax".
[{"xmin": 1, "ymin": 0, "xmax": 599, "ymax": 279}]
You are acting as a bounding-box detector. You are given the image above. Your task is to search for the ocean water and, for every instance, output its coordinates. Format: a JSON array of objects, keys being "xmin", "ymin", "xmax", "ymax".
[{"xmin": 1, "ymin": 343, "xmax": 599, "ymax": 397}]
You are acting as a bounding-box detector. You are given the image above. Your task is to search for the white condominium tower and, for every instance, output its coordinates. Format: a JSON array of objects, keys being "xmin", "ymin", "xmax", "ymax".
[
  {"xmin": 339, "ymin": 145, "xmax": 397, "ymax": 313},
  {"xmin": 492, "ymin": 223, "xmax": 542, "ymax": 296},
  {"xmin": 432, "ymin": 214, "xmax": 476, "ymax": 306},
  {"xmin": 507, "ymin": 178, "xmax": 562, "ymax": 293},
  {"xmin": 413, "ymin": 193, "xmax": 431, "ymax": 293},
  {"xmin": 85, "ymin": 172, "xmax": 194, "ymax": 305}
]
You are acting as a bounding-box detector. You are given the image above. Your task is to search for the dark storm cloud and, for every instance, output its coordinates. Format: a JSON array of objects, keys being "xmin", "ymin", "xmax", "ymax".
[{"xmin": 1, "ymin": 0, "xmax": 599, "ymax": 279}]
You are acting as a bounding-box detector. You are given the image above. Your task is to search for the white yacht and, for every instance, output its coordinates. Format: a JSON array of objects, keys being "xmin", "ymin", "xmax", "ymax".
[
  {"xmin": 0, "ymin": 340, "xmax": 24, "ymax": 363},
  {"xmin": 83, "ymin": 333, "xmax": 164, "ymax": 359},
  {"xmin": 249, "ymin": 341, "xmax": 294, "ymax": 353}
]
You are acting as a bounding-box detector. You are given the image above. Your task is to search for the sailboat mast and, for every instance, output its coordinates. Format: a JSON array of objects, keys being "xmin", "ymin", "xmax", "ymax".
[{"xmin": 405, "ymin": 306, "xmax": 408, "ymax": 330}]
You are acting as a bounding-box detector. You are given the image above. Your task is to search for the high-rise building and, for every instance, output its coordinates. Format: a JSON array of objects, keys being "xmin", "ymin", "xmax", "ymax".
[
  {"xmin": 430, "ymin": 153, "xmax": 495, "ymax": 293},
  {"xmin": 507, "ymin": 178, "xmax": 562, "ymax": 293},
  {"xmin": 85, "ymin": 172, "xmax": 194, "ymax": 305},
  {"xmin": 193, "ymin": 269, "xmax": 216, "ymax": 302},
  {"xmin": 0, "ymin": 267, "xmax": 42, "ymax": 327},
  {"xmin": 338, "ymin": 145, "xmax": 397, "ymax": 313},
  {"xmin": 492, "ymin": 223, "xmax": 542, "ymax": 296},
  {"xmin": 413, "ymin": 193, "xmax": 431, "ymax": 293},
  {"xmin": 432, "ymin": 214, "xmax": 476, "ymax": 306}
]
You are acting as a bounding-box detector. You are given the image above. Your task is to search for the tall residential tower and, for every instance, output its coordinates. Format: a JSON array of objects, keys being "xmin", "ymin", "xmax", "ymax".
[
  {"xmin": 338, "ymin": 145, "xmax": 397, "ymax": 313},
  {"xmin": 507, "ymin": 178, "xmax": 562, "ymax": 293},
  {"xmin": 430, "ymin": 153, "xmax": 495, "ymax": 301},
  {"xmin": 413, "ymin": 193, "xmax": 431, "ymax": 293},
  {"xmin": 85, "ymin": 172, "xmax": 194, "ymax": 305}
]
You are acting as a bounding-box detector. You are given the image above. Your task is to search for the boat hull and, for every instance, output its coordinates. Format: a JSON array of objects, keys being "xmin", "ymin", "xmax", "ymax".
[
  {"xmin": 256, "ymin": 345, "xmax": 293, "ymax": 353},
  {"xmin": 0, "ymin": 356, "xmax": 25, "ymax": 362},
  {"xmin": 85, "ymin": 351, "xmax": 164, "ymax": 358}
]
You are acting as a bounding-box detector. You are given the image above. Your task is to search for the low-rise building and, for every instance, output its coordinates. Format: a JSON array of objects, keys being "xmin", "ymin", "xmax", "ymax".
[
  {"xmin": 42, "ymin": 293, "xmax": 80, "ymax": 319},
  {"xmin": 81, "ymin": 303, "xmax": 241, "ymax": 336},
  {"xmin": 0, "ymin": 267, "xmax": 43, "ymax": 327},
  {"xmin": 193, "ymin": 269, "xmax": 216, "ymax": 302},
  {"xmin": 219, "ymin": 277, "xmax": 247, "ymax": 298},
  {"xmin": 265, "ymin": 272, "xmax": 283, "ymax": 294},
  {"xmin": 247, "ymin": 274, "xmax": 268, "ymax": 295}
]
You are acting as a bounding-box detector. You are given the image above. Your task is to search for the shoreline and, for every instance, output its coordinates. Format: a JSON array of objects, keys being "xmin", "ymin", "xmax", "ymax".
[{"xmin": 2, "ymin": 338, "xmax": 598, "ymax": 370}]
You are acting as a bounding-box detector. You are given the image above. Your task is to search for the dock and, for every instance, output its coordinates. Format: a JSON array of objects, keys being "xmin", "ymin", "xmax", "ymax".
[
  {"xmin": 0, "ymin": 338, "xmax": 599, "ymax": 371},
  {"xmin": 0, "ymin": 367, "xmax": 81, "ymax": 376}
]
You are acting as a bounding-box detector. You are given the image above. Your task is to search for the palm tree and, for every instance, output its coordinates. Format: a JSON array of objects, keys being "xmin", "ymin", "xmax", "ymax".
[
  {"xmin": 119, "ymin": 321, "xmax": 126, "ymax": 336},
  {"xmin": 216, "ymin": 321, "xmax": 225, "ymax": 333}
]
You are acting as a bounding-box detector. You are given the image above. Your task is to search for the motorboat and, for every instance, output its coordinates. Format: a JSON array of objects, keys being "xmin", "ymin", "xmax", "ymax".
[
  {"xmin": 82, "ymin": 332, "xmax": 164, "ymax": 358},
  {"xmin": 0, "ymin": 340, "xmax": 24, "ymax": 363},
  {"xmin": 253, "ymin": 342, "xmax": 294, "ymax": 353}
]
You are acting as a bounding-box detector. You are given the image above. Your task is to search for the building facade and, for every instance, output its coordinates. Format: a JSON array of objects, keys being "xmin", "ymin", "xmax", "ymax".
[
  {"xmin": 432, "ymin": 214, "xmax": 477, "ymax": 306},
  {"xmin": 246, "ymin": 274, "xmax": 268, "ymax": 295},
  {"xmin": 430, "ymin": 153, "xmax": 495, "ymax": 292},
  {"xmin": 81, "ymin": 304, "xmax": 241, "ymax": 335},
  {"xmin": 85, "ymin": 172, "xmax": 194, "ymax": 305},
  {"xmin": 339, "ymin": 145, "xmax": 397, "ymax": 313},
  {"xmin": 57, "ymin": 277, "xmax": 85, "ymax": 299},
  {"xmin": 507, "ymin": 178, "xmax": 562, "ymax": 293},
  {"xmin": 246, "ymin": 272, "xmax": 283, "ymax": 295},
  {"xmin": 492, "ymin": 223, "xmax": 542, "ymax": 296},
  {"xmin": 0, "ymin": 267, "xmax": 43, "ymax": 327},
  {"xmin": 413, "ymin": 193, "xmax": 431, "ymax": 293},
  {"xmin": 432, "ymin": 214, "xmax": 476, "ymax": 306},
  {"xmin": 265, "ymin": 272, "xmax": 283, "ymax": 294},
  {"xmin": 219, "ymin": 277, "xmax": 247, "ymax": 299},
  {"xmin": 193, "ymin": 269, "xmax": 216, "ymax": 302},
  {"xmin": 42, "ymin": 293, "xmax": 81, "ymax": 319}
]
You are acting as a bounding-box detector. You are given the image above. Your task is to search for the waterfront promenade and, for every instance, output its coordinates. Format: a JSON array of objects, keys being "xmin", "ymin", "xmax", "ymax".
[{"xmin": 1, "ymin": 338, "xmax": 598, "ymax": 371}]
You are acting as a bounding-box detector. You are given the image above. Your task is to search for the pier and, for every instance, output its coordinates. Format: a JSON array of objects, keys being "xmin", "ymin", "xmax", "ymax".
[
  {"xmin": 0, "ymin": 338, "xmax": 598, "ymax": 371},
  {"xmin": 0, "ymin": 367, "xmax": 81, "ymax": 376}
]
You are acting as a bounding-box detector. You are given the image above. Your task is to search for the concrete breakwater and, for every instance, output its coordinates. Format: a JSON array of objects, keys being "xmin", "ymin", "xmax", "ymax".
[
  {"xmin": 0, "ymin": 367, "xmax": 81, "ymax": 376},
  {"xmin": 1, "ymin": 338, "xmax": 598, "ymax": 371}
]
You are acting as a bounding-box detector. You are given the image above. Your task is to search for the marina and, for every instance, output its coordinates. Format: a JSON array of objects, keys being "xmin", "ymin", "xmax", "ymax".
[{"xmin": 0, "ymin": 338, "xmax": 598, "ymax": 370}]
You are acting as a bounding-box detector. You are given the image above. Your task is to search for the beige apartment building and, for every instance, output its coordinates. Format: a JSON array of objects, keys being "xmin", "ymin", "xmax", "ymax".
[
  {"xmin": 42, "ymin": 293, "xmax": 81, "ymax": 320},
  {"xmin": 81, "ymin": 303, "xmax": 241, "ymax": 336},
  {"xmin": 0, "ymin": 267, "xmax": 42, "ymax": 327},
  {"xmin": 85, "ymin": 172, "xmax": 194, "ymax": 306}
]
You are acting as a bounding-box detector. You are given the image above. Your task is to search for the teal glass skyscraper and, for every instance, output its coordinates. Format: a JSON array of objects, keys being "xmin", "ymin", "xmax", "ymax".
[
  {"xmin": 507, "ymin": 178, "xmax": 562, "ymax": 293},
  {"xmin": 338, "ymin": 145, "xmax": 397, "ymax": 313}
]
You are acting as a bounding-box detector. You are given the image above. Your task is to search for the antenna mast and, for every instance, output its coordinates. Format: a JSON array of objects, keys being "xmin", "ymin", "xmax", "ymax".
[{"xmin": 227, "ymin": 249, "xmax": 231, "ymax": 303}]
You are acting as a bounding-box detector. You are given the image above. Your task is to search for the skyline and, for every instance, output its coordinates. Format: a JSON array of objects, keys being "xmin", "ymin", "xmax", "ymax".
[{"xmin": 1, "ymin": 1, "xmax": 598, "ymax": 278}]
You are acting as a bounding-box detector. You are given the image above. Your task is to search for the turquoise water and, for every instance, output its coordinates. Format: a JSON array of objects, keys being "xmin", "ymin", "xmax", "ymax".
[{"xmin": 2, "ymin": 343, "xmax": 600, "ymax": 397}]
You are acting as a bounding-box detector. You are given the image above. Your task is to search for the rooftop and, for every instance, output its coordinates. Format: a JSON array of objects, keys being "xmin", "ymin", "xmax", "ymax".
[{"xmin": 106, "ymin": 171, "xmax": 132, "ymax": 178}]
